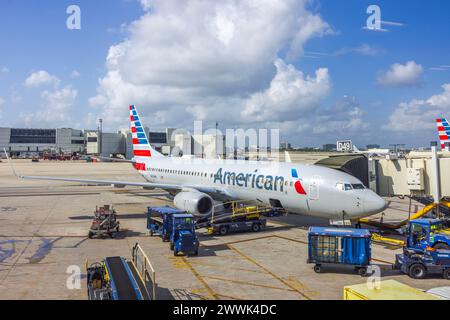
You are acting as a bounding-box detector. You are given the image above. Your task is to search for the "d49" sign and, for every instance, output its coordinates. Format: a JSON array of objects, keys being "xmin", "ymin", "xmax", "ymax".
[{"xmin": 337, "ymin": 140, "xmax": 353, "ymax": 152}]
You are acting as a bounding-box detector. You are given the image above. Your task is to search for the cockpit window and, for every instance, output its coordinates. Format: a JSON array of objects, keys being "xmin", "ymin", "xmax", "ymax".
[
  {"xmin": 351, "ymin": 184, "xmax": 365, "ymax": 190},
  {"xmin": 336, "ymin": 183, "xmax": 344, "ymax": 190},
  {"xmin": 344, "ymin": 184, "xmax": 352, "ymax": 191}
]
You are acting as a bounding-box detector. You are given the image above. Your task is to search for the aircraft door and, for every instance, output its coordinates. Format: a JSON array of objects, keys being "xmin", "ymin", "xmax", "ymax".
[{"xmin": 308, "ymin": 175, "xmax": 321, "ymax": 201}]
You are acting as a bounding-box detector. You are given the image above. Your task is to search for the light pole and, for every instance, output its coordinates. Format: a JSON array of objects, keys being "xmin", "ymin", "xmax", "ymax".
[{"xmin": 98, "ymin": 118, "xmax": 103, "ymax": 156}]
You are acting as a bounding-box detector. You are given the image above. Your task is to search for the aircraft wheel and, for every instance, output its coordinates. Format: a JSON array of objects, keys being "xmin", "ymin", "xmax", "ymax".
[
  {"xmin": 409, "ymin": 264, "xmax": 426, "ymax": 279},
  {"xmin": 443, "ymin": 269, "xmax": 450, "ymax": 280}
]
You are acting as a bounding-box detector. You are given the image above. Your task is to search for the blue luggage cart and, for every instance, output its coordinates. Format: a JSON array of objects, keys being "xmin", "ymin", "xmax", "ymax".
[
  {"xmin": 147, "ymin": 206, "xmax": 184, "ymax": 241},
  {"xmin": 308, "ymin": 227, "xmax": 372, "ymax": 276}
]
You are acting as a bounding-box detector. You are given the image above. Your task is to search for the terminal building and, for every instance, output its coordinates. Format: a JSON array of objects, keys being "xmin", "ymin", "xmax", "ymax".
[
  {"xmin": 0, "ymin": 127, "xmax": 85, "ymax": 156},
  {"xmin": 1, "ymin": 126, "xmax": 228, "ymax": 159}
]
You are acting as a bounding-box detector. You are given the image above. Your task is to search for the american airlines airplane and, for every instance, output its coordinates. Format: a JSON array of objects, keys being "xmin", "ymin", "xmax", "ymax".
[{"xmin": 10, "ymin": 105, "xmax": 387, "ymax": 220}]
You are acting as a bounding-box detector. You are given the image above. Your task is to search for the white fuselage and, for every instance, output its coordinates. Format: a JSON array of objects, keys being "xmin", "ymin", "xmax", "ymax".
[{"xmin": 135, "ymin": 156, "xmax": 386, "ymax": 219}]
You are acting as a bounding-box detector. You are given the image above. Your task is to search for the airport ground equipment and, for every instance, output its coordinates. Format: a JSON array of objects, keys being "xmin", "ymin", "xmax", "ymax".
[
  {"xmin": 132, "ymin": 243, "xmax": 157, "ymax": 300},
  {"xmin": 359, "ymin": 201, "xmax": 437, "ymax": 230},
  {"xmin": 260, "ymin": 207, "xmax": 286, "ymax": 217},
  {"xmin": 198, "ymin": 200, "xmax": 273, "ymax": 233},
  {"xmin": 343, "ymin": 279, "xmax": 440, "ymax": 300},
  {"xmin": 308, "ymin": 227, "xmax": 372, "ymax": 276},
  {"xmin": 208, "ymin": 213, "xmax": 267, "ymax": 236},
  {"xmin": 147, "ymin": 206, "xmax": 184, "ymax": 241},
  {"xmin": 394, "ymin": 248, "xmax": 450, "ymax": 279},
  {"xmin": 88, "ymin": 205, "xmax": 120, "ymax": 239},
  {"xmin": 86, "ymin": 256, "xmax": 150, "ymax": 300},
  {"xmin": 170, "ymin": 214, "xmax": 199, "ymax": 256},
  {"xmin": 405, "ymin": 218, "xmax": 450, "ymax": 253}
]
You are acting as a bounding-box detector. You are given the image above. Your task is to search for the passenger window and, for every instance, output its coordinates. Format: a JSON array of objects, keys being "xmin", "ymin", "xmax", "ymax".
[{"xmin": 290, "ymin": 181, "xmax": 293, "ymax": 187}]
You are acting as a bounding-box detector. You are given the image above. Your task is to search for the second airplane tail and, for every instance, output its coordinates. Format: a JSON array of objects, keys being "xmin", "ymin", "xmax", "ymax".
[{"xmin": 436, "ymin": 118, "xmax": 450, "ymax": 150}]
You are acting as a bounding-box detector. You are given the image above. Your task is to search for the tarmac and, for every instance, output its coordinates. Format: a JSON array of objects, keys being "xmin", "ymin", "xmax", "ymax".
[{"xmin": 0, "ymin": 160, "xmax": 448, "ymax": 300}]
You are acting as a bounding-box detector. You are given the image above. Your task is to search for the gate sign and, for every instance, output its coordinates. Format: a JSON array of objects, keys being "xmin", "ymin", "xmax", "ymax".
[{"xmin": 337, "ymin": 140, "xmax": 353, "ymax": 152}]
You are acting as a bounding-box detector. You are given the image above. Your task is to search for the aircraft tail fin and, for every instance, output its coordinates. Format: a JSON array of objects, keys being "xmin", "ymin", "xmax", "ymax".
[
  {"xmin": 436, "ymin": 118, "xmax": 450, "ymax": 150},
  {"xmin": 129, "ymin": 105, "xmax": 164, "ymax": 164}
]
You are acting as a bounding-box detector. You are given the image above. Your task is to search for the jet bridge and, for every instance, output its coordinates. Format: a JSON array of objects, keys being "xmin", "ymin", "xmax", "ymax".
[{"xmin": 373, "ymin": 149, "xmax": 450, "ymax": 200}]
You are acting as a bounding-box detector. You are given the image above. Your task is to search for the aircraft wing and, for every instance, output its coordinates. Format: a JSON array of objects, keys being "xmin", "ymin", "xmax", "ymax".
[
  {"xmin": 19, "ymin": 175, "xmax": 181, "ymax": 189},
  {"xmin": 19, "ymin": 175, "xmax": 232, "ymax": 200}
]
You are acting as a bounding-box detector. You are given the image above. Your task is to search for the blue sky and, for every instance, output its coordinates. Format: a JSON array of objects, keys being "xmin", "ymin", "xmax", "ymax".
[{"xmin": 0, "ymin": 0, "xmax": 449, "ymax": 148}]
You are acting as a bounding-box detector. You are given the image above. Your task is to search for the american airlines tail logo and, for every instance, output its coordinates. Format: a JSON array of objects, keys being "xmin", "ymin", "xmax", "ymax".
[
  {"xmin": 436, "ymin": 118, "xmax": 450, "ymax": 149},
  {"xmin": 291, "ymin": 168, "xmax": 307, "ymax": 195}
]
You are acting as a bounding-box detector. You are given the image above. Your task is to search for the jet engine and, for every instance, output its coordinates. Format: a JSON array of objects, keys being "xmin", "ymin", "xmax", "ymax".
[{"xmin": 173, "ymin": 191, "xmax": 213, "ymax": 217}]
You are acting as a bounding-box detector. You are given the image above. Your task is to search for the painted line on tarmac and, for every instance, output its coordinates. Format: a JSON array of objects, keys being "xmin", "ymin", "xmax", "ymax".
[
  {"xmin": 188, "ymin": 260, "xmax": 264, "ymax": 274},
  {"xmin": 203, "ymin": 275, "xmax": 296, "ymax": 292},
  {"xmin": 181, "ymin": 257, "xmax": 219, "ymax": 300},
  {"xmin": 227, "ymin": 244, "xmax": 312, "ymax": 300}
]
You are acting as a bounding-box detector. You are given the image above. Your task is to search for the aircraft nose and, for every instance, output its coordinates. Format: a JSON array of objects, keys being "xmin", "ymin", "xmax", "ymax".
[{"xmin": 364, "ymin": 192, "xmax": 387, "ymax": 215}]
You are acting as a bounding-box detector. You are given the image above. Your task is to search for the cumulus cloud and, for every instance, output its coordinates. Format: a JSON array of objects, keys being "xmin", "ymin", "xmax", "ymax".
[
  {"xmin": 312, "ymin": 96, "xmax": 369, "ymax": 134},
  {"xmin": 377, "ymin": 61, "xmax": 423, "ymax": 87},
  {"xmin": 89, "ymin": 0, "xmax": 336, "ymax": 135},
  {"xmin": 21, "ymin": 86, "xmax": 78, "ymax": 126},
  {"xmin": 385, "ymin": 84, "xmax": 450, "ymax": 131},
  {"xmin": 241, "ymin": 59, "xmax": 330, "ymax": 122},
  {"xmin": 24, "ymin": 70, "xmax": 60, "ymax": 88}
]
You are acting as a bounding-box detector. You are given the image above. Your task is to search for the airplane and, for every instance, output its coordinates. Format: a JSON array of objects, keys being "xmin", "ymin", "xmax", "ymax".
[
  {"xmin": 436, "ymin": 118, "xmax": 450, "ymax": 150},
  {"xmin": 6, "ymin": 105, "xmax": 387, "ymax": 220}
]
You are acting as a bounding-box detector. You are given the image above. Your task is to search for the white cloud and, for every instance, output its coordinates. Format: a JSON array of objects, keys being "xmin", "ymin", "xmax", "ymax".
[
  {"xmin": 70, "ymin": 70, "xmax": 81, "ymax": 79},
  {"xmin": 377, "ymin": 61, "xmax": 423, "ymax": 87},
  {"xmin": 385, "ymin": 84, "xmax": 450, "ymax": 131},
  {"xmin": 90, "ymin": 0, "xmax": 337, "ymax": 137},
  {"xmin": 139, "ymin": 0, "xmax": 152, "ymax": 11},
  {"xmin": 24, "ymin": 70, "xmax": 60, "ymax": 88},
  {"xmin": 0, "ymin": 97, "xmax": 5, "ymax": 106},
  {"xmin": 241, "ymin": 59, "xmax": 330, "ymax": 122},
  {"xmin": 312, "ymin": 96, "xmax": 369, "ymax": 134},
  {"xmin": 305, "ymin": 44, "xmax": 381, "ymax": 58},
  {"xmin": 21, "ymin": 86, "xmax": 77, "ymax": 127},
  {"xmin": 1, "ymin": 67, "xmax": 9, "ymax": 73}
]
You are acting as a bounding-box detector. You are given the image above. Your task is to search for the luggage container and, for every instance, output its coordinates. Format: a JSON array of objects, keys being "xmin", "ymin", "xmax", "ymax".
[
  {"xmin": 147, "ymin": 206, "xmax": 184, "ymax": 241},
  {"xmin": 308, "ymin": 227, "xmax": 371, "ymax": 276}
]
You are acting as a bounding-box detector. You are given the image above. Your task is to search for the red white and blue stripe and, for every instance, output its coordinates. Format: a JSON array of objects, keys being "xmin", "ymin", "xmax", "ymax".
[
  {"xmin": 436, "ymin": 118, "xmax": 450, "ymax": 150},
  {"xmin": 130, "ymin": 105, "xmax": 151, "ymax": 169}
]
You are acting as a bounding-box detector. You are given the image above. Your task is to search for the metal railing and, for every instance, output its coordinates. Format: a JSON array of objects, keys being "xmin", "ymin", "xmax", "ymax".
[
  {"xmin": 132, "ymin": 243, "xmax": 157, "ymax": 300},
  {"xmin": 210, "ymin": 199, "xmax": 283, "ymax": 223}
]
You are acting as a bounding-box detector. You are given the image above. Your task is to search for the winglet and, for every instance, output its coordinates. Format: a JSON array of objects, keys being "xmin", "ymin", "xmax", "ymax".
[{"xmin": 3, "ymin": 148, "xmax": 19, "ymax": 178}]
